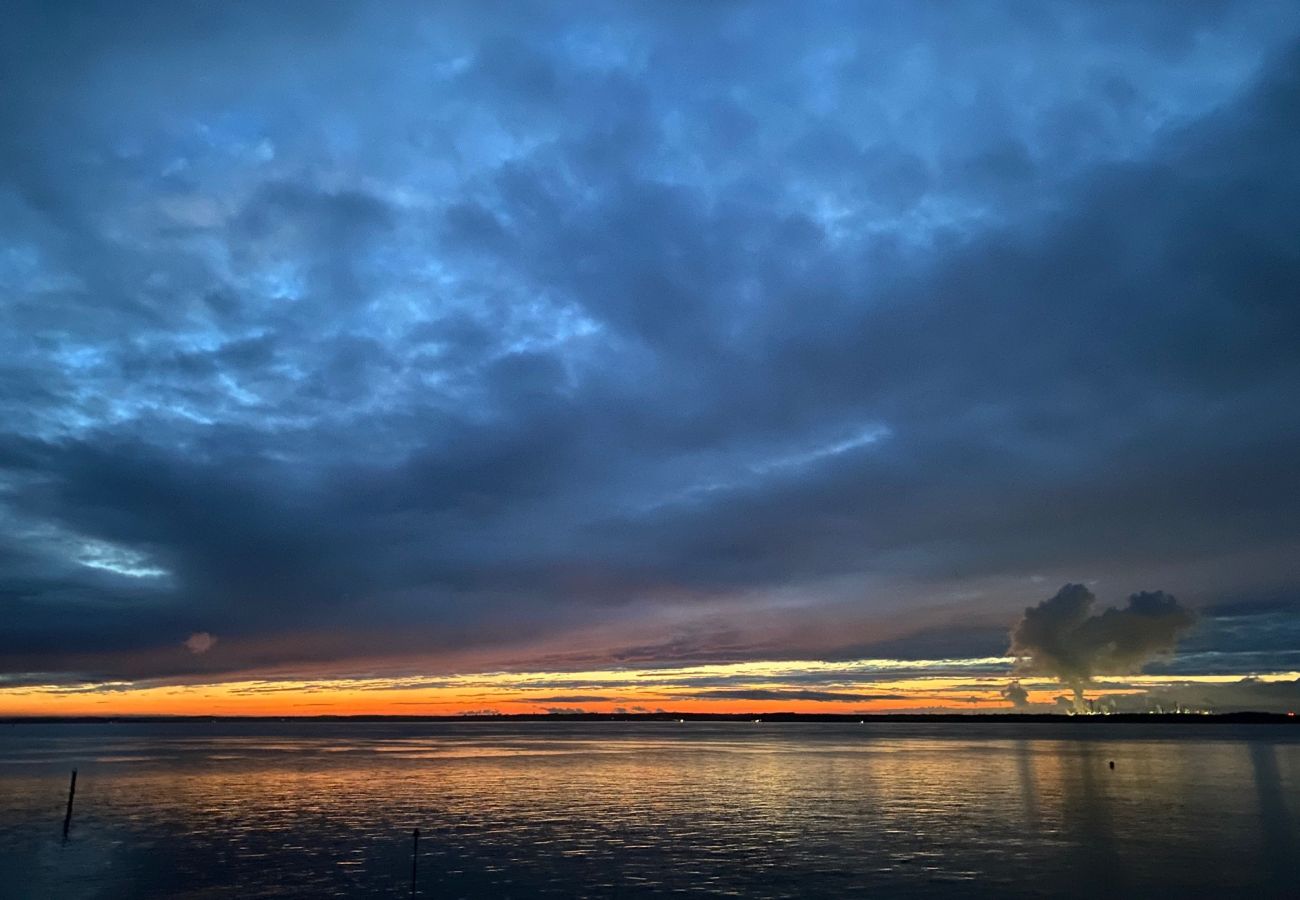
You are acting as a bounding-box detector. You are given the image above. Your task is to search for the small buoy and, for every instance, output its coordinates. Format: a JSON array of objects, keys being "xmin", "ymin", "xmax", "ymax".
[{"xmin": 1108, "ymin": 760, "xmax": 1115, "ymax": 770}]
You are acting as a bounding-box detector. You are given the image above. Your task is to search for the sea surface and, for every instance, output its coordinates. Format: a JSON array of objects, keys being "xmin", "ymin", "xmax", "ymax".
[{"xmin": 0, "ymin": 721, "xmax": 1296, "ymax": 898}]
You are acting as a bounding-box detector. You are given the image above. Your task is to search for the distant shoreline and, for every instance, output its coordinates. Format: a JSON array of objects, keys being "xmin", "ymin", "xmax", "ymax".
[{"xmin": 3, "ymin": 711, "xmax": 1295, "ymax": 725}]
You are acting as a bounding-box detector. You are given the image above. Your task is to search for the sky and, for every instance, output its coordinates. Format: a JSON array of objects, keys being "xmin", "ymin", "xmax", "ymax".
[{"xmin": 3, "ymin": 1, "xmax": 1300, "ymax": 716}]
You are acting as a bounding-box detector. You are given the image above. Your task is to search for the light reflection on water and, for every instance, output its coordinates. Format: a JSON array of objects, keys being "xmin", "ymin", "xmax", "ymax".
[{"xmin": 0, "ymin": 722, "xmax": 1296, "ymax": 898}]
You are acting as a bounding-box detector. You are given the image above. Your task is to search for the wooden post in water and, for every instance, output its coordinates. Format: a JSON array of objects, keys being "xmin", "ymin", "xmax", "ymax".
[
  {"xmin": 410, "ymin": 827, "xmax": 420, "ymax": 897},
  {"xmin": 62, "ymin": 769, "xmax": 77, "ymax": 840}
]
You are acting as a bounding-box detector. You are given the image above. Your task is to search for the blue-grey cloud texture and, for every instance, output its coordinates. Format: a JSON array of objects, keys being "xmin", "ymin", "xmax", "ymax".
[{"xmin": 2, "ymin": 1, "xmax": 1299, "ymax": 685}]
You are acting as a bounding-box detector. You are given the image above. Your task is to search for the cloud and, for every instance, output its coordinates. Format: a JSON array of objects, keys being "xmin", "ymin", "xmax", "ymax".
[
  {"xmin": 1009, "ymin": 584, "xmax": 1196, "ymax": 710},
  {"xmin": 0, "ymin": 3, "xmax": 1296, "ymax": 689},
  {"xmin": 1001, "ymin": 681, "xmax": 1030, "ymax": 709},
  {"xmin": 694, "ymin": 689, "xmax": 907, "ymax": 703},
  {"xmin": 184, "ymin": 632, "xmax": 217, "ymax": 655},
  {"xmin": 1126, "ymin": 677, "xmax": 1300, "ymax": 714}
]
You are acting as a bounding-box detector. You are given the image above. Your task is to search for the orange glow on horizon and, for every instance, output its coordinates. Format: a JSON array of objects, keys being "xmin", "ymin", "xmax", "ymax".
[
  {"xmin": 5, "ymin": 660, "xmax": 1288, "ymax": 718},
  {"xmin": 0, "ymin": 688, "xmax": 1015, "ymax": 718}
]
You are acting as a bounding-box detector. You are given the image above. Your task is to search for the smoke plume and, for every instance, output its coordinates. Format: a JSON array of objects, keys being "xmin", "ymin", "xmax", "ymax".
[
  {"xmin": 1008, "ymin": 584, "xmax": 1196, "ymax": 712},
  {"xmin": 1001, "ymin": 680, "xmax": 1030, "ymax": 709}
]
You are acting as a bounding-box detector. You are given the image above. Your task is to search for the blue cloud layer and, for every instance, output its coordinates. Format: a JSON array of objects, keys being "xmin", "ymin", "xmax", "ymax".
[{"xmin": 1, "ymin": 1, "xmax": 1298, "ymax": 683}]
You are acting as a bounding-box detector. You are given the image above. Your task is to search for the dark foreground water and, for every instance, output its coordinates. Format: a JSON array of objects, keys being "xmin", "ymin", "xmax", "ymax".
[{"xmin": 0, "ymin": 722, "xmax": 1296, "ymax": 898}]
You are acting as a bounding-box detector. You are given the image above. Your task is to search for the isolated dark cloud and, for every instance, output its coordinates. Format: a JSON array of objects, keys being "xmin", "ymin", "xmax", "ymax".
[
  {"xmin": 0, "ymin": 1, "xmax": 1298, "ymax": 686},
  {"xmin": 1010, "ymin": 585, "xmax": 1197, "ymax": 709}
]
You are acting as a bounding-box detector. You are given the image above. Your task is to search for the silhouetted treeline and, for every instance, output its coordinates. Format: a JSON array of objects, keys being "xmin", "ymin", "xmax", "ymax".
[{"xmin": 3, "ymin": 711, "xmax": 1295, "ymax": 725}]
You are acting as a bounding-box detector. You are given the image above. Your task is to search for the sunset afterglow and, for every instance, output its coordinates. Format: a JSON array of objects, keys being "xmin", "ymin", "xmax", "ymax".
[{"xmin": 6, "ymin": 659, "xmax": 1295, "ymax": 717}]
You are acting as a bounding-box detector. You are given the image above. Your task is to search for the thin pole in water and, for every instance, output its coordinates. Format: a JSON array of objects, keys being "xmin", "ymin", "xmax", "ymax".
[
  {"xmin": 411, "ymin": 827, "xmax": 420, "ymax": 897},
  {"xmin": 62, "ymin": 769, "xmax": 77, "ymax": 840}
]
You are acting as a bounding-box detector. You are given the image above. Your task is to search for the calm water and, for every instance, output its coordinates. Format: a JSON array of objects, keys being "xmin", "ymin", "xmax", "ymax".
[{"xmin": 0, "ymin": 721, "xmax": 1296, "ymax": 898}]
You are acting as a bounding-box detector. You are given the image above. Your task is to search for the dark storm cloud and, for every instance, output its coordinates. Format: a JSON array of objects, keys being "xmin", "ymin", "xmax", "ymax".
[{"xmin": 1, "ymin": 1, "xmax": 1299, "ymax": 684}]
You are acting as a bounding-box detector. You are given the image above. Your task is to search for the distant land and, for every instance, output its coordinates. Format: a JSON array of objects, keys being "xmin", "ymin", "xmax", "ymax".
[{"xmin": 4, "ymin": 712, "xmax": 1296, "ymax": 725}]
